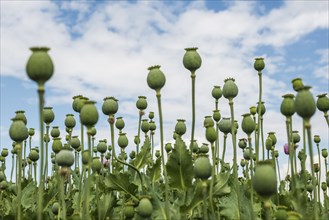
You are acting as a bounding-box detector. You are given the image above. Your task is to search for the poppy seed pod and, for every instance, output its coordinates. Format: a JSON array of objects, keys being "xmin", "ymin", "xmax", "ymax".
[
  {"xmin": 52, "ymin": 137, "xmax": 63, "ymax": 154},
  {"xmin": 9, "ymin": 118, "xmax": 28, "ymax": 143},
  {"xmin": 147, "ymin": 65, "xmax": 166, "ymax": 92},
  {"xmin": 280, "ymin": 94, "xmax": 295, "ymax": 117},
  {"xmin": 223, "ymin": 78, "xmax": 238, "ymax": 100},
  {"xmin": 213, "ymin": 110, "xmax": 221, "ymax": 122},
  {"xmin": 268, "ymin": 132, "xmax": 277, "ymax": 146},
  {"xmin": 97, "ymin": 140, "xmax": 107, "ymax": 154},
  {"xmin": 295, "ymin": 86, "xmax": 316, "ymax": 120},
  {"xmin": 165, "ymin": 143, "xmax": 172, "ymax": 153},
  {"xmin": 316, "ymin": 93, "xmax": 329, "ymax": 112},
  {"xmin": 291, "ymin": 78, "xmax": 304, "ymax": 92},
  {"xmin": 252, "ymin": 160, "xmax": 277, "ymax": 198},
  {"xmin": 82, "ymin": 150, "xmax": 91, "ymax": 165},
  {"xmin": 203, "ymin": 116, "xmax": 214, "ymax": 127},
  {"xmin": 322, "ymin": 149, "xmax": 328, "ymax": 158},
  {"xmin": 218, "ymin": 117, "xmax": 232, "ymax": 134},
  {"xmin": 29, "ymin": 149, "xmax": 39, "ymax": 162},
  {"xmin": 183, "ymin": 47, "xmax": 202, "ymax": 72},
  {"xmin": 91, "ymin": 157, "xmax": 102, "ymax": 173},
  {"xmin": 149, "ymin": 120, "xmax": 156, "ymax": 131},
  {"xmin": 254, "ymin": 57, "xmax": 265, "ymax": 72},
  {"xmin": 266, "ymin": 137, "xmax": 273, "ymax": 151},
  {"xmin": 275, "ymin": 206, "xmax": 288, "ymax": 220},
  {"xmin": 192, "ymin": 140, "xmax": 199, "ymax": 153},
  {"xmin": 1, "ymin": 148, "xmax": 8, "ymax": 157},
  {"xmin": 71, "ymin": 136, "xmax": 80, "ymax": 150},
  {"xmin": 52, "ymin": 202, "xmax": 60, "ymax": 215},
  {"xmin": 28, "ymin": 128, "xmax": 35, "ymax": 136},
  {"xmin": 14, "ymin": 110, "xmax": 27, "ymax": 125},
  {"xmin": 26, "ymin": 47, "xmax": 54, "ymax": 84},
  {"xmin": 241, "ymin": 113, "xmax": 255, "ymax": 135},
  {"xmin": 175, "ymin": 119, "xmax": 186, "ymax": 136},
  {"xmin": 76, "ymin": 96, "xmax": 89, "ymax": 113},
  {"xmin": 292, "ymin": 131, "xmax": 300, "ymax": 144},
  {"xmin": 43, "ymin": 107, "xmax": 55, "ymax": 124},
  {"xmin": 64, "ymin": 114, "xmax": 76, "ymax": 129},
  {"xmin": 50, "ymin": 126, "xmax": 60, "ymax": 138},
  {"xmin": 249, "ymin": 106, "xmax": 257, "ymax": 116},
  {"xmin": 72, "ymin": 95, "xmax": 83, "ymax": 113},
  {"xmin": 102, "ymin": 97, "xmax": 118, "ymax": 116},
  {"xmin": 137, "ymin": 197, "xmax": 153, "ymax": 218},
  {"xmin": 313, "ymin": 135, "xmax": 321, "ymax": 144},
  {"xmin": 238, "ymin": 138, "xmax": 247, "ymax": 150},
  {"xmin": 56, "ymin": 149, "xmax": 74, "ymax": 167},
  {"xmin": 212, "ymin": 86, "xmax": 222, "ymax": 100},
  {"xmin": 115, "ymin": 117, "xmax": 125, "ymax": 131},
  {"xmin": 256, "ymin": 102, "xmax": 266, "ymax": 116},
  {"xmin": 80, "ymin": 100, "xmax": 99, "ymax": 128},
  {"xmin": 200, "ymin": 143, "xmax": 209, "ymax": 154},
  {"xmin": 136, "ymin": 96, "xmax": 148, "ymax": 111},
  {"xmin": 194, "ymin": 156, "xmax": 212, "ymax": 180},
  {"xmin": 141, "ymin": 119, "xmax": 150, "ymax": 133},
  {"xmin": 205, "ymin": 125, "xmax": 217, "ymax": 143},
  {"xmin": 118, "ymin": 133, "xmax": 129, "ymax": 149}
]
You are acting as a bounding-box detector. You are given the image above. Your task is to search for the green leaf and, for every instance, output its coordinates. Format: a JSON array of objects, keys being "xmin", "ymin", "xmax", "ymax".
[
  {"xmin": 21, "ymin": 181, "xmax": 37, "ymax": 211},
  {"xmin": 133, "ymin": 137, "xmax": 151, "ymax": 170},
  {"xmin": 146, "ymin": 157, "xmax": 161, "ymax": 187},
  {"xmin": 166, "ymin": 138, "xmax": 193, "ymax": 191},
  {"xmin": 105, "ymin": 173, "xmax": 138, "ymax": 201},
  {"xmin": 213, "ymin": 172, "xmax": 231, "ymax": 196}
]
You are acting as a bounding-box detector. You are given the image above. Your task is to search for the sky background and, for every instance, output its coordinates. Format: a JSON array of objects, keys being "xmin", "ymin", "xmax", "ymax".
[{"xmin": 1, "ymin": 0, "xmax": 328, "ymax": 180}]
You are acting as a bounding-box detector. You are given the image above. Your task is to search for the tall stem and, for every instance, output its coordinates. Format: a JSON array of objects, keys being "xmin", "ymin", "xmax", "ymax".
[
  {"xmin": 136, "ymin": 112, "xmax": 142, "ymax": 154},
  {"xmin": 43, "ymin": 124, "xmax": 50, "ymax": 183},
  {"xmin": 60, "ymin": 173, "xmax": 67, "ymax": 220},
  {"xmin": 221, "ymin": 134, "xmax": 227, "ymax": 171},
  {"xmin": 37, "ymin": 84, "xmax": 45, "ymax": 220},
  {"xmin": 209, "ymin": 142, "xmax": 216, "ymax": 218},
  {"xmin": 256, "ymin": 71, "xmax": 263, "ymax": 162},
  {"xmin": 247, "ymin": 136, "xmax": 254, "ymax": 220},
  {"xmin": 17, "ymin": 143, "xmax": 22, "ymax": 220},
  {"xmin": 190, "ymin": 72, "xmax": 196, "ymax": 151},
  {"xmin": 156, "ymin": 91, "xmax": 170, "ymax": 219}
]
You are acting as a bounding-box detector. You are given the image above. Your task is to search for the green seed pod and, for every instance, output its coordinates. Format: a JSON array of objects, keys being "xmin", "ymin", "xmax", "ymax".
[
  {"xmin": 102, "ymin": 97, "xmax": 119, "ymax": 116},
  {"xmin": 256, "ymin": 101, "xmax": 266, "ymax": 116},
  {"xmin": 56, "ymin": 149, "xmax": 74, "ymax": 167},
  {"xmin": 314, "ymin": 163, "xmax": 320, "ymax": 173},
  {"xmin": 134, "ymin": 136, "xmax": 140, "ymax": 145},
  {"xmin": 200, "ymin": 143, "xmax": 209, "ymax": 154},
  {"xmin": 0, "ymin": 156, "xmax": 4, "ymax": 163},
  {"xmin": 291, "ymin": 78, "xmax": 304, "ymax": 92},
  {"xmin": 129, "ymin": 151, "xmax": 135, "ymax": 159},
  {"xmin": 280, "ymin": 94, "xmax": 295, "ymax": 117},
  {"xmin": 183, "ymin": 47, "xmax": 202, "ymax": 72},
  {"xmin": 165, "ymin": 143, "xmax": 172, "ymax": 153},
  {"xmin": 218, "ymin": 117, "xmax": 232, "ymax": 134},
  {"xmin": 26, "ymin": 47, "xmax": 54, "ymax": 84},
  {"xmin": 241, "ymin": 113, "xmax": 255, "ymax": 135},
  {"xmin": 148, "ymin": 111, "xmax": 154, "ymax": 120},
  {"xmin": 212, "ymin": 110, "xmax": 221, "ymax": 122},
  {"xmin": 115, "ymin": 117, "xmax": 125, "ymax": 131},
  {"xmin": 322, "ymin": 149, "xmax": 328, "ymax": 158},
  {"xmin": 249, "ymin": 106, "xmax": 257, "ymax": 116},
  {"xmin": 71, "ymin": 136, "xmax": 80, "ymax": 150},
  {"xmin": 91, "ymin": 157, "xmax": 102, "ymax": 173},
  {"xmin": 275, "ymin": 205, "xmax": 288, "ymax": 220},
  {"xmin": 43, "ymin": 107, "xmax": 55, "ymax": 124},
  {"xmin": 9, "ymin": 118, "xmax": 28, "ymax": 143},
  {"xmin": 295, "ymin": 86, "xmax": 316, "ymax": 120},
  {"xmin": 313, "ymin": 135, "xmax": 321, "ymax": 144},
  {"xmin": 0, "ymin": 180, "xmax": 8, "ymax": 190},
  {"xmin": 243, "ymin": 148, "xmax": 252, "ymax": 160},
  {"xmin": 64, "ymin": 114, "xmax": 76, "ymax": 129},
  {"xmin": 118, "ymin": 133, "xmax": 129, "ymax": 149},
  {"xmin": 175, "ymin": 119, "xmax": 186, "ymax": 136},
  {"xmin": 292, "ymin": 131, "xmax": 300, "ymax": 144},
  {"xmin": 321, "ymin": 182, "xmax": 327, "ymax": 191},
  {"xmin": 136, "ymin": 96, "xmax": 148, "ymax": 111},
  {"xmin": 83, "ymin": 150, "xmax": 91, "ymax": 165},
  {"xmin": 268, "ymin": 132, "xmax": 277, "ymax": 146},
  {"xmin": 205, "ymin": 126, "xmax": 217, "ymax": 143},
  {"xmin": 222, "ymin": 78, "xmax": 238, "ymax": 100},
  {"xmin": 93, "ymin": 147, "xmax": 97, "ymax": 154},
  {"xmin": 29, "ymin": 149, "xmax": 39, "ymax": 162},
  {"xmin": 1, "ymin": 148, "xmax": 8, "ymax": 157},
  {"xmin": 265, "ymin": 137, "xmax": 273, "ymax": 151},
  {"xmin": 50, "ymin": 126, "xmax": 60, "ymax": 138},
  {"xmin": 72, "ymin": 95, "xmax": 83, "ymax": 113},
  {"xmin": 105, "ymin": 152, "xmax": 111, "ymax": 160},
  {"xmin": 97, "ymin": 140, "xmax": 107, "ymax": 154},
  {"xmin": 252, "ymin": 160, "xmax": 277, "ymax": 198},
  {"xmin": 212, "ymin": 86, "xmax": 222, "ymax": 100},
  {"xmin": 14, "ymin": 110, "xmax": 27, "ymax": 125},
  {"xmin": 149, "ymin": 120, "xmax": 156, "ymax": 131},
  {"xmin": 137, "ymin": 198, "xmax": 153, "ymax": 218},
  {"xmin": 28, "ymin": 128, "xmax": 35, "ymax": 136},
  {"xmin": 316, "ymin": 93, "xmax": 329, "ymax": 112},
  {"xmin": 287, "ymin": 211, "xmax": 302, "ymax": 220},
  {"xmin": 80, "ymin": 100, "xmax": 99, "ymax": 128},
  {"xmin": 52, "ymin": 137, "xmax": 63, "ymax": 154},
  {"xmin": 194, "ymin": 156, "xmax": 212, "ymax": 180},
  {"xmin": 124, "ymin": 202, "xmax": 135, "ymax": 219},
  {"xmin": 52, "ymin": 202, "xmax": 60, "ymax": 215},
  {"xmin": 44, "ymin": 134, "xmax": 50, "ymax": 143},
  {"xmin": 155, "ymin": 150, "xmax": 161, "ymax": 158},
  {"xmin": 76, "ymin": 96, "xmax": 89, "ymax": 113},
  {"xmin": 274, "ymin": 150, "xmax": 279, "ymax": 158},
  {"xmin": 254, "ymin": 57, "xmax": 265, "ymax": 72},
  {"xmin": 203, "ymin": 116, "xmax": 214, "ymax": 127},
  {"xmin": 192, "ymin": 140, "xmax": 199, "ymax": 153},
  {"xmin": 141, "ymin": 119, "xmax": 150, "ymax": 133},
  {"xmin": 238, "ymin": 138, "xmax": 247, "ymax": 150},
  {"xmin": 0, "ymin": 171, "xmax": 6, "ymax": 182},
  {"xmin": 147, "ymin": 65, "xmax": 166, "ymax": 92},
  {"xmin": 240, "ymin": 159, "xmax": 246, "ymax": 167}
]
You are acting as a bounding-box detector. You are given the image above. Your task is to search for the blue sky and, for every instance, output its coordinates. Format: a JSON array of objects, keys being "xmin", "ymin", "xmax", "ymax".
[{"xmin": 1, "ymin": 0, "xmax": 328, "ymax": 178}]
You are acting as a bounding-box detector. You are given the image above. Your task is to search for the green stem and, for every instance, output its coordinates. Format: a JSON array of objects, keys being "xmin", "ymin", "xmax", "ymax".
[
  {"xmin": 316, "ymin": 143, "xmax": 321, "ymax": 206},
  {"xmin": 286, "ymin": 117, "xmax": 295, "ymax": 193},
  {"xmin": 37, "ymin": 84, "xmax": 45, "ymax": 220},
  {"xmin": 44, "ymin": 124, "xmax": 50, "ymax": 183},
  {"xmin": 202, "ymin": 181, "xmax": 208, "ymax": 220},
  {"xmin": 190, "ymin": 72, "xmax": 196, "ymax": 151},
  {"xmin": 60, "ymin": 173, "xmax": 67, "ymax": 220},
  {"xmin": 247, "ymin": 136, "xmax": 254, "ymax": 220},
  {"xmin": 261, "ymin": 117, "xmax": 265, "ymax": 161},
  {"xmin": 276, "ymin": 158, "xmax": 281, "ymax": 183},
  {"xmin": 256, "ymin": 71, "xmax": 263, "ymax": 162},
  {"xmin": 209, "ymin": 142, "xmax": 216, "ymax": 219},
  {"xmin": 23, "ymin": 140, "xmax": 26, "ymax": 179},
  {"xmin": 80, "ymin": 118, "xmax": 84, "ymax": 151},
  {"xmin": 305, "ymin": 119, "xmax": 318, "ymax": 219},
  {"xmin": 221, "ymin": 134, "xmax": 227, "ymax": 171},
  {"xmin": 324, "ymin": 112, "xmax": 329, "ymax": 127},
  {"xmin": 34, "ymin": 162, "xmax": 37, "ymax": 184},
  {"xmin": 156, "ymin": 91, "xmax": 170, "ymax": 219},
  {"xmin": 10, "ymin": 154, "xmax": 14, "ymax": 182},
  {"xmin": 17, "ymin": 143, "xmax": 22, "ymax": 220},
  {"xmin": 136, "ymin": 112, "xmax": 142, "ymax": 154},
  {"xmin": 215, "ymin": 123, "xmax": 220, "ymax": 173}
]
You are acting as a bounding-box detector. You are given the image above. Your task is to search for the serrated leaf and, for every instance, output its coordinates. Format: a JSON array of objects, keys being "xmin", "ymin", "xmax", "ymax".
[
  {"xmin": 147, "ymin": 157, "xmax": 161, "ymax": 188},
  {"xmin": 213, "ymin": 172, "xmax": 231, "ymax": 196},
  {"xmin": 105, "ymin": 173, "xmax": 138, "ymax": 201},
  {"xmin": 166, "ymin": 138, "xmax": 193, "ymax": 191},
  {"xmin": 21, "ymin": 181, "xmax": 37, "ymax": 211},
  {"xmin": 133, "ymin": 137, "xmax": 151, "ymax": 170}
]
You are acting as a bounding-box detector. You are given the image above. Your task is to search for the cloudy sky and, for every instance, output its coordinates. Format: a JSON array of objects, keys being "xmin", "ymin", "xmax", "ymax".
[{"xmin": 1, "ymin": 0, "xmax": 328, "ymax": 178}]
